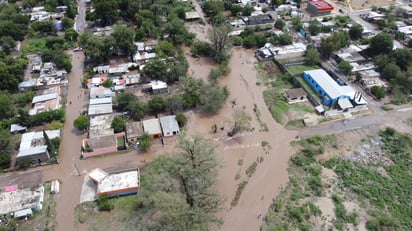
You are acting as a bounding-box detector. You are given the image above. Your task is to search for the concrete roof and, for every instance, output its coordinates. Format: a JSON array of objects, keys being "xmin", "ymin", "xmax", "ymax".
[
  {"xmin": 88, "ymin": 134, "xmax": 116, "ymax": 150},
  {"xmin": 97, "ymin": 169, "xmax": 139, "ymax": 195},
  {"xmin": 89, "ymin": 115, "xmax": 115, "ymax": 138},
  {"xmin": 89, "ymin": 97, "xmax": 112, "ymax": 105},
  {"xmin": 10, "ymin": 124, "xmax": 27, "ymax": 133},
  {"xmin": 17, "ymin": 146, "xmax": 48, "ymax": 158},
  {"xmin": 159, "ymin": 115, "xmax": 180, "ymax": 135},
  {"xmin": 0, "ymin": 185, "xmax": 44, "ymax": 216},
  {"xmin": 304, "ymin": 69, "xmax": 355, "ymax": 100},
  {"xmin": 185, "ymin": 11, "xmax": 200, "ymax": 20},
  {"xmin": 126, "ymin": 121, "xmax": 144, "ymax": 139},
  {"xmin": 285, "ymin": 88, "xmax": 307, "ymax": 98},
  {"xmin": 142, "ymin": 118, "xmax": 162, "ymax": 135},
  {"xmin": 149, "ymin": 80, "xmax": 167, "ymax": 90},
  {"xmin": 89, "ymin": 168, "xmax": 109, "ymax": 183},
  {"xmin": 337, "ymin": 98, "xmax": 353, "ymax": 110},
  {"xmin": 88, "ymin": 103, "xmax": 113, "ymax": 116},
  {"xmin": 32, "ymin": 92, "xmax": 57, "ymax": 104},
  {"xmin": 19, "ymin": 130, "xmax": 61, "ymax": 151},
  {"xmin": 89, "ymin": 87, "xmax": 114, "ymax": 98}
]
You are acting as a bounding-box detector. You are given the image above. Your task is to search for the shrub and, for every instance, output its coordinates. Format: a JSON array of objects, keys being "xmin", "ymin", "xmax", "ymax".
[
  {"xmin": 97, "ymin": 195, "xmax": 114, "ymax": 211},
  {"xmin": 175, "ymin": 112, "xmax": 187, "ymax": 128}
]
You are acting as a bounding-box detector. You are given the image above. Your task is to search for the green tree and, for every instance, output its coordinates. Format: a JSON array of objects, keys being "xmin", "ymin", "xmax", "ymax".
[
  {"xmin": 349, "ymin": 24, "xmax": 363, "ymax": 40},
  {"xmin": 381, "ymin": 63, "xmax": 402, "ymax": 81},
  {"xmin": 208, "ymin": 25, "xmax": 231, "ymax": 63},
  {"xmin": 111, "ymin": 116, "xmax": 126, "ymax": 133},
  {"xmin": 241, "ymin": 5, "xmax": 254, "ymax": 16},
  {"xmin": 102, "ymin": 79, "xmax": 113, "ymax": 88},
  {"xmin": 111, "ymin": 24, "xmax": 136, "ymax": 58},
  {"xmin": 292, "ymin": 17, "xmax": 303, "ymax": 31},
  {"xmin": 308, "ymin": 20, "xmax": 321, "ymax": 35},
  {"xmin": 305, "ymin": 46, "xmax": 320, "ymax": 65},
  {"xmin": 116, "ymin": 92, "xmax": 137, "ymax": 110},
  {"xmin": 97, "ymin": 195, "xmax": 114, "ymax": 211},
  {"xmin": 61, "ymin": 17, "xmax": 74, "ymax": 30},
  {"xmin": 148, "ymin": 95, "xmax": 167, "ymax": 115},
  {"xmin": 200, "ymin": 86, "xmax": 229, "ymax": 114},
  {"xmin": 202, "ymin": 0, "xmax": 224, "ymax": 17},
  {"xmin": 139, "ymin": 132, "xmax": 152, "ymax": 152},
  {"xmin": 338, "ymin": 61, "xmax": 353, "ymax": 76},
  {"xmin": 0, "ymin": 128, "xmax": 12, "ymax": 169},
  {"xmin": 370, "ymin": 86, "xmax": 386, "ymax": 99},
  {"xmin": 274, "ymin": 19, "xmax": 285, "ymax": 30},
  {"xmin": 155, "ymin": 40, "xmax": 175, "ymax": 57},
  {"xmin": 128, "ymin": 100, "xmax": 147, "ymax": 120},
  {"xmin": 73, "ymin": 115, "xmax": 89, "ymax": 131},
  {"xmin": 93, "ymin": 0, "xmax": 118, "ymax": 25},
  {"xmin": 369, "ymin": 32, "xmax": 393, "ymax": 56},
  {"xmin": 64, "ymin": 28, "xmax": 79, "ymax": 42},
  {"xmin": 175, "ymin": 112, "xmax": 187, "ymax": 128},
  {"xmin": 227, "ymin": 108, "xmax": 252, "ymax": 136},
  {"xmin": 141, "ymin": 58, "xmax": 169, "ymax": 81},
  {"xmin": 182, "ymin": 77, "xmax": 206, "ymax": 108},
  {"xmin": 0, "ymin": 92, "xmax": 14, "ymax": 119}
]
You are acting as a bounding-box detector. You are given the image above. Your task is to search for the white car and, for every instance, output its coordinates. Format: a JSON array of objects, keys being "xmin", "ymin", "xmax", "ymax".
[
  {"xmin": 73, "ymin": 46, "xmax": 83, "ymax": 52},
  {"xmin": 133, "ymin": 141, "xmax": 140, "ymax": 149}
]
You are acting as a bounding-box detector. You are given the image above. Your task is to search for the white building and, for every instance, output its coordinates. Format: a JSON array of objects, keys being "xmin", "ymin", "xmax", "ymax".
[{"xmin": 159, "ymin": 115, "xmax": 180, "ymax": 137}]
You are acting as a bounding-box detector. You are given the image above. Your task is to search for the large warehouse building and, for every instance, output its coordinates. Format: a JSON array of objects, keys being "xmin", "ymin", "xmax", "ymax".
[
  {"xmin": 307, "ymin": 0, "xmax": 334, "ymax": 16},
  {"xmin": 303, "ymin": 69, "xmax": 356, "ymax": 107}
]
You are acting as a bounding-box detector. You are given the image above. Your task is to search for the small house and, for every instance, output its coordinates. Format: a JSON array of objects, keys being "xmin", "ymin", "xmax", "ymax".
[
  {"xmin": 126, "ymin": 121, "xmax": 144, "ymax": 143},
  {"xmin": 185, "ymin": 11, "xmax": 201, "ymax": 21},
  {"xmin": 89, "ymin": 87, "xmax": 115, "ymax": 99},
  {"xmin": 142, "ymin": 118, "xmax": 162, "ymax": 138},
  {"xmin": 148, "ymin": 80, "xmax": 168, "ymax": 94},
  {"xmin": 159, "ymin": 115, "xmax": 180, "ymax": 137},
  {"xmin": 284, "ymin": 88, "xmax": 308, "ymax": 104},
  {"xmin": 242, "ymin": 14, "xmax": 274, "ymax": 26},
  {"xmin": 90, "ymin": 168, "xmax": 140, "ymax": 198}
]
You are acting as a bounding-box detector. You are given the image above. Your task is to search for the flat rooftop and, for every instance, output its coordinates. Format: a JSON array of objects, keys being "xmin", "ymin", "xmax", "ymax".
[
  {"xmin": 89, "ymin": 115, "xmax": 115, "ymax": 138},
  {"xmin": 19, "ymin": 130, "xmax": 61, "ymax": 151},
  {"xmin": 0, "ymin": 185, "xmax": 44, "ymax": 216},
  {"xmin": 97, "ymin": 169, "xmax": 139, "ymax": 194},
  {"xmin": 88, "ymin": 134, "xmax": 116, "ymax": 150},
  {"xmin": 308, "ymin": 0, "xmax": 334, "ymax": 11},
  {"xmin": 142, "ymin": 118, "xmax": 162, "ymax": 135}
]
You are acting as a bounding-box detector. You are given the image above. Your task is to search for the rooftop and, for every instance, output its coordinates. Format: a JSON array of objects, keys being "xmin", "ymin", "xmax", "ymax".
[
  {"xmin": 97, "ymin": 169, "xmax": 139, "ymax": 195},
  {"xmin": 32, "ymin": 92, "xmax": 57, "ymax": 104},
  {"xmin": 89, "ymin": 115, "xmax": 115, "ymax": 138},
  {"xmin": 308, "ymin": 0, "xmax": 334, "ymax": 11},
  {"xmin": 19, "ymin": 130, "xmax": 61, "ymax": 151},
  {"xmin": 88, "ymin": 103, "xmax": 113, "ymax": 116},
  {"xmin": 285, "ymin": 88, "xmax": 307, "ymax": 99},
  {"xmin": 0, "ymin": 185, "xmax": 44, "ymax": 216},
  {"xmin": 89, "ymin": 168, "xmax": 109, "ymax": 183},
  {"xmin": 89, "ymin": 97, "xmax": 112, "ymax": 105},
  {"xmin": 159, "ymin": 115, "xmax": 180, "ymax": 134},
  {"xmin": 142, "ymin": 118, "xmax": 162, "ymax": 135},
  {"xmin": 149, "ymin": 80, "xmax": 168, "ymax": 90},
  {"xmin": 17, "ymin": 146, "xmax": 48, "ymax": 159},
  {"xmin": 185, "ymin": 11, "xmax": 200, "ymax": 20},
  {"xmin": 89, "ymin": 87, "xmax": 114, "ymax": 98},
  {"xmin": 88, "ymin": 134, "xmax": 116, "ymax": 150},
  {"xmin": 126, "ymin": 121, "xmax": 144, "ymax": 139},
  {"xmin": 304, "ymin": 69, "xmax": 355, "ymax": 99}
]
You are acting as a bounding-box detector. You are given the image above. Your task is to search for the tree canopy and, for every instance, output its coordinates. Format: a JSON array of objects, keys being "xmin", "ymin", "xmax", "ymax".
[
  {"xmin": 73, "ymin": 115, "xmax": 89, "ymax": 131},
  {"xmin": 368, "ymin": 33, "xmax": 393, "ymax": 57}
]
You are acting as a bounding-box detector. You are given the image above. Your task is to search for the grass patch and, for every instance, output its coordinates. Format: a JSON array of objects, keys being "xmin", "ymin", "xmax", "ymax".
[
  {"xmin": 253, "ymin": 103, "xmax": 269, "ymax": 132},
  {"xmin": 263, "ymin": 89, "xmax": 289, "ymax": 124},
  {"xmin": 285, "ymin": 64, "xmax": 320, "ymax": 76},
  {"xmin": 407, "ymin": 118, "xmax": 412, "ymax": 127},
  {"xmin": 117, "ymin": 136, "xmax": 125, "ymax": 150},
  {"xmin": 285, "ymin": 119, "xmax": 305, "ymax": 129},
  {"xmin": 231, "ymin": 181, "xmax": 248, "ymax": 207},
  {"xmin": 380, "ymin": 105, "xmax": 394, "ymax": 111},
  {"xmin": 295, "ymin": 76, "xmax": 321, "ymax": 102},
  {"xmin": 75, "ymin": 195, "xmax": 141, "ymax": 230},
  {"xmin": 255, "ymin": 62, "xmax": 280, "ymax": 83},
  {"xmin": 22, "ymin": 37, "xmax": 47, "ymax": 54}
]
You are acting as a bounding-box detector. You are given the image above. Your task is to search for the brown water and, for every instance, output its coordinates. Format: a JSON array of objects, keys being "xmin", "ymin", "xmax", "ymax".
[{"xmin": 186, "ymin": 47, "xmax": 297, "ymax": 230}]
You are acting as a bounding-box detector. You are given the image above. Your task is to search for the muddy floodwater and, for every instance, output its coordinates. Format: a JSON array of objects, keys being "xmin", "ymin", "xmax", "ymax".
[{"xmin": 186, "ymin": 47, "xmax": 297, "ymax": 231}]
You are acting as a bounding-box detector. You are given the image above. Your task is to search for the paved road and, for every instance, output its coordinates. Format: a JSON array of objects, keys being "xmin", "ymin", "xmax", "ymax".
[
  {"xmin": 348, "ymin": 10, "xmax": 404, "ymax": 48},
  {"xmin": 299, "ymin": 106, "xmax": 412, "ymax": 138}
]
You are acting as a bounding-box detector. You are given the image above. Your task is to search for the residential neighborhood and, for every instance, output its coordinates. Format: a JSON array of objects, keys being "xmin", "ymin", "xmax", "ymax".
[{"xmin": 0, "ymin": 0, "xmax": 411, "ymax": 230}]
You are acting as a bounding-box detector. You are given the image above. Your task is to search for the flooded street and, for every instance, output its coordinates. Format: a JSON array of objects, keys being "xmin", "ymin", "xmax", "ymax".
[{"xmin": 186, "ymin": 47, "xmax": 297, "ymax": 230}]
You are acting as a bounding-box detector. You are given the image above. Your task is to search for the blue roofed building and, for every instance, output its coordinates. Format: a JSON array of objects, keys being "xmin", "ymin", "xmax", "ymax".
[{"xmin": 303, "ymin": 69, "xmax": 356, "ymax": 106}]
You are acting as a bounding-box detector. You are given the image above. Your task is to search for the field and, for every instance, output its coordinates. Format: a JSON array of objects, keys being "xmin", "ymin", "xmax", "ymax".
[
  {"xmin": 262, "ymin": 127, "xmax": 412, "ymax": 231},
  {"xmin": 285, "ymin": 64, "xmax": 320, "ymax": 76}
]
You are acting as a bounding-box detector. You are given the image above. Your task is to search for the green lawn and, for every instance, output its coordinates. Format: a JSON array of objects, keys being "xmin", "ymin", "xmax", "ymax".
[
  {"xmin": 295, "ymin": 76, "xmax": 321, "ymax": 102},
  {"xmin": 285, "ymin": 64, "xmax": 320, "ymax": 76},
  {"xmin": 21, "ymin": 37, "xmax": 47, "ymax": 54}
]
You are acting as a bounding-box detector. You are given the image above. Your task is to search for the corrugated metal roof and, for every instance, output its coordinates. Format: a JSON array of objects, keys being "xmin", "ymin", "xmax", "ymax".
[
  {"xmin": 89, "ymin": 97, "xmax": 112, "ymax": 105},
  {"xmin": 159, "ymin": 115, "xmax": 180, "ymax": 136},
  {"xmin": 88, "ymin": 104, "xmax": 113, "ymax": 116},
  {"xmin": 304, "ymin": 69, "xmax": 355, "ymax": 99},
  {"xmin": 17, "ymin": 145, "xmax": 47, "ymax": 158},
  {"xmin": 32, "ymin": 93, "xmax": 57, "ymax": 104}
]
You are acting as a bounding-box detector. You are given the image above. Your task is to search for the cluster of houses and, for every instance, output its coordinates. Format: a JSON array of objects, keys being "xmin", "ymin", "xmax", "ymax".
[
  {"xmin": 28, "ymin": 6, "xmax": 69, "ymax": 31},
  {"xmin": 20, "ymin": 60, "xmax": 68, "ymax": 92}
]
